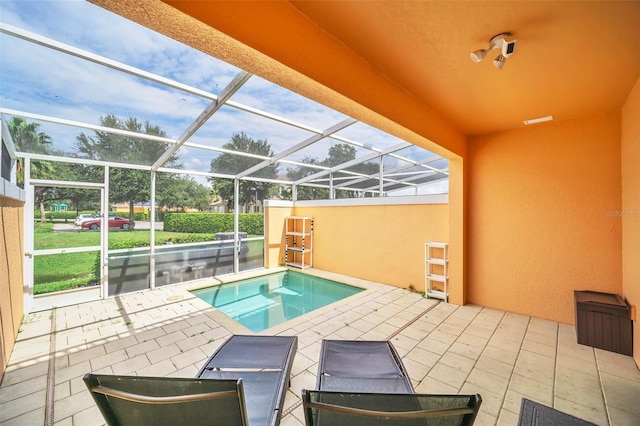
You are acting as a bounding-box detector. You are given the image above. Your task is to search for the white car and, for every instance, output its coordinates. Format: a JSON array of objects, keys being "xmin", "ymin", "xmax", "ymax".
[{"xmin": 75, "ymin": 214, "xmax": 97, "ymax": 226}]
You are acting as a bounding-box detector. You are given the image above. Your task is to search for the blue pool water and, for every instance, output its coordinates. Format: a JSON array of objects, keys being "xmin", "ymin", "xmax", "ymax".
[{"xmin": 191, "ymin": 271, "xmax": 363, "ymax": 332}]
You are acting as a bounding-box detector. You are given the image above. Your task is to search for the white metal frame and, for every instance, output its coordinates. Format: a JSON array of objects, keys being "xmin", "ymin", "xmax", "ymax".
[
  {"xmin": 25, "ymin": 176, "xmax": 106, "ymax": 308},
  {"xmin": 0, "ymin": 22, "xmax": 449, "ymax": 198},
  {"xmin": 1, "ymin": 19, "xmax": 451, "ymax": 307}
]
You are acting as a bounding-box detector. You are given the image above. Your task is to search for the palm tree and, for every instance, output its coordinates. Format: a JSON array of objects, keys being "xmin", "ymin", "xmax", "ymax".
[
  {"xmin": 7, "ymin": 117, "xmax": 53, "ymax": 153},
  {"xmin": 7, "ymin": 117, "xmax": 56, "ymax": 222}
]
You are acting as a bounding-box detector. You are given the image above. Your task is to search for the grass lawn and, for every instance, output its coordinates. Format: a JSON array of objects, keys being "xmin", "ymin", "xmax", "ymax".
[
  {"xmin": 34, "ymin": 222, "xmax": 198, "ymax": 249},
  {"xmin": 34, "ymin": 252, "xmax": 99, "ymax": 294},
  {"xmin": 33, "ymin": 223, "xmax": 218, "ymax": 294}
]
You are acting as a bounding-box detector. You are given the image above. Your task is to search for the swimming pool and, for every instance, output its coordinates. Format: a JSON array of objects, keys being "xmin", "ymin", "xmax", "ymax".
[{"xmin": 191, "ymin": 271, "xmax": 363, "ymax": 332}]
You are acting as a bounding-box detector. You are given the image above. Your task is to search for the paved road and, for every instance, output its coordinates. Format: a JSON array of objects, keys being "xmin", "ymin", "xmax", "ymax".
[{"xmin": 51, "ymin": 221, "xmax": 163, "ymax": 232}]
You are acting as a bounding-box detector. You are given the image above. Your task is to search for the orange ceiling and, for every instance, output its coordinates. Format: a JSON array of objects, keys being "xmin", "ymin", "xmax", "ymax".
[
  {"xmin": 286, "ymin": 1, "xmax": 640, "ymax": 136},
  {"xmin": 91, "ymin": 1, "xmax": 639, "ymax": 139}
]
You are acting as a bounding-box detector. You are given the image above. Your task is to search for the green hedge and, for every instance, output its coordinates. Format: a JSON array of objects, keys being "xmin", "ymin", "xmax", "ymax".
[
  {"xmin": 164, "ymin": 213, "xmax": 264, "ymax": 235},
  {"xmin": 34, "ymin": 211, "xmax": 153, "ymax": 222},
  {"xmin": 34, "ymin": 211, "xmax": 77, "ymax": 221}
]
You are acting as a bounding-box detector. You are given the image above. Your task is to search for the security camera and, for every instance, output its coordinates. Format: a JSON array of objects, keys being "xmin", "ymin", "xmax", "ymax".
[{"xmin": 502, "ymin": 40, "xmax": 516, "ymax": 58}]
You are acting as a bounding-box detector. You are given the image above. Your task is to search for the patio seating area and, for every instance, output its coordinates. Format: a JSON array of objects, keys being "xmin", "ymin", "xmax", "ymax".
[
  {"xmin": 1, "ymin": 3, "xmax": 639, "ymax": 426},
  {"xmin": 1, "ymin": 269, "xmax": 638, "ymax": 425}
]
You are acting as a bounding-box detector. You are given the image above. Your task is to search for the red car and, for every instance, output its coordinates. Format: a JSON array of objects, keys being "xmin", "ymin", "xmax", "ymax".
[{"xmin": 81, "ymin": 215, "xmax": 134, "ymax": 230}]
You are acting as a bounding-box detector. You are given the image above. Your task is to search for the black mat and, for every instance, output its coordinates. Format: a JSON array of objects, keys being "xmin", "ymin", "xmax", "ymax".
[{"xmin": 518, "ymin": 398, "xmax": 597, "ymax": 425}]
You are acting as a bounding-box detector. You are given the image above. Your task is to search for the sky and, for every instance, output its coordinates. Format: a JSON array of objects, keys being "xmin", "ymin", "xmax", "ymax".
[{"xmin": 0, "ymin": 0, "xmax": 448, "ymax": 194}]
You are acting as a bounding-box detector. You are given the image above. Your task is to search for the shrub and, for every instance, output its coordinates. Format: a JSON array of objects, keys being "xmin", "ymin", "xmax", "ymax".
[
  {"xmin": 164, "ymin": 213, "xmax": 264, "ymax": 235},
  {"xmin": 34, "ymin": 210, "xmax": 77, "ymax": 222}
]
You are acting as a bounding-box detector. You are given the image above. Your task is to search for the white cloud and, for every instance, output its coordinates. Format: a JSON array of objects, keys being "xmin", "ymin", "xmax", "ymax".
[{"xmin": 0, "ymin": 0, "xmax": 447, "ymax": 193}]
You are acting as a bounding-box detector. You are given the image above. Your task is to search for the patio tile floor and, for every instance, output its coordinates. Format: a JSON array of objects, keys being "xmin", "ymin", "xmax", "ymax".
[{"xmin": 1, "ymin": 269, "xmax": 639, "ymax": 425}]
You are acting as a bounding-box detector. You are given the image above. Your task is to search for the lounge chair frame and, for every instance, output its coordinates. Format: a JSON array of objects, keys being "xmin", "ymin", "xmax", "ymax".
[
  {"xmin": 84, "ymin": 374, "xmax": 249, "ymax": 426},
  {"xmin": 197, "ymin": 334, "xmax": 298, "ymax": 426},
  {"xmin": 315, "ymin": 339, "xmax": 414, "ymax": 393},
  {"xmin": 84, "ymin": 334, "xmax": 297, "ymax": 426},
  {"xmin": 303, "ymin": 340, "xmax": 482, "ymax": 425},
  {"xmin": 302, "ymin": 389, "xmax": 482, "ymax": 425}
]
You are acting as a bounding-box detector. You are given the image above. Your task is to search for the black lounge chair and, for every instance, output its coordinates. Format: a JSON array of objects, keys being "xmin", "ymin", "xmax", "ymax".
[
  {"xmin": 518, "ymin": 398, "xmax": 597, "ymax": 425},
  {"xmin": 302, "ymin": 340, "xmax": 482, "ymax": 425},
  {"xmin": 315, "ymin": 340, "xmax": 414, "ymax": 393},
  {"xmin": 84, "ymin": 334, "xmax": 297, "ymax": 426},
  {"xmin": 84, "ymin": 374, "xmax": 249, "ymax": 425},
  {"xmin": 196, "ymin": 334, "xmax": 298, "ymax": 426},
  {"xmin": 302, "ymin": 390, "xmax": 482, "ymax": 426}
]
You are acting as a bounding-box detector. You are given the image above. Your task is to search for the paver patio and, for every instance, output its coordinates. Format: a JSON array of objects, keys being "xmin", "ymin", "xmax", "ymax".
[{"xmin": 1, "ymin": 269, "xmax": 639, "ymax": 425}]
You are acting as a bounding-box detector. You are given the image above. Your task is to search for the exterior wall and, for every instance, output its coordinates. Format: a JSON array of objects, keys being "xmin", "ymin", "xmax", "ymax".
[
  {"xmin": 264, "ymin": 203, "xmax": 294, "ymax": 268},
  {"xmin": 467, "ymin": 112, "xmax": 622, "ymax": 325},
  {"xmin": 284, "ymin": 200, "xmax": 449, "ymax": 294},
  {"xmin": 0, "ymin": 195, "xmax": 25, "ymax": 382},
  {"xmin": 621, "ymin": 76, "xmax": 640, "ymax": 367},
  {"xmin": 448, "ymin": 157, "xmax": 466, "ymax": 305}
]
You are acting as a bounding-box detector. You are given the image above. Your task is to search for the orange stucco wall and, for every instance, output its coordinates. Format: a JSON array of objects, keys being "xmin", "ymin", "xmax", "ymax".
[
  {"xmin": 268, "ymin": 201, "xmax": 449, "ymax": 297},
  {"xmin": 448, "ymin": 157, "xmax": 466, "ymax": 305},
  {"xmin": 622, "ymin": 76, "xmax": 640, "ymax": 366},
  {"xmin": 0, "ymin": 195, "xmax": 25, "ymax": 382},
  {"xmin": 467, "ymin": 112, "xmax": 622, "ymax": 325},
  {"xmin": 264, "ymin": 204, "xmax": 294, "ymax": 268}
]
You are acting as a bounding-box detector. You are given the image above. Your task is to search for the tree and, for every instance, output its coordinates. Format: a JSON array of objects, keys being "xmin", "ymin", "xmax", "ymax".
[
  {"xmin": 156, "ymin": 174, "xmax": 212, "ymax": 211},
  {"xmin": 6, "ymin": 117, "xmax": 53, "ymax": 154},
  {"xmin": 285, "ymin": 156, "xmax": 330, "ymax": 201},
  {"xmin": 75, "ymin": 115, "xmax": 182, "ymax": 224},
  {"xmin": 54, "ymin": 162, "xmax": 102, "ymax": 213},
  {"xmin": 208, "ymin": 132, "xmax": 278, "ymax": 210},
  {"xmin": 325, "ymin": 143, "xmax": 356, "ymax": 166},
  {"xmin": 7, "ymin": 117, "xmax": 56, "ymax": 222},
  {"xmin": 286, "ymin": 143, "xmax": 374, "ymax": 200},
  {"xmin": 328, "ymin": 144, "xmax": 379, "ymax": 198}
]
